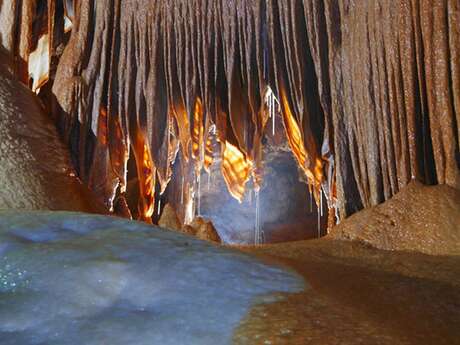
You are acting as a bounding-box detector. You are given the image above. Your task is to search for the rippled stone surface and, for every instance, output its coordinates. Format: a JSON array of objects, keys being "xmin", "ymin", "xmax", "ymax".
[{"xmin": 0, "ymin": 211, "xmax": 303, "ymax": 345}]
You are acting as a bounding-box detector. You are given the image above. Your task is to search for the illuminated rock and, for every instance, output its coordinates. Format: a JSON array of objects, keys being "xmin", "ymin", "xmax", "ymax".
[
  {"xmin": 190, "ymin": 217, "xmax": 221, "ymax": 243},
  {"xmin": 0, "ymin": 0, "xmax": 458, "ymax": 240},
  {"xmin": 330, "ymin": 181, "xmax": 460, "ymax": 256},
  {"xmin": 0, "ymin": 52, "xmax": 104, "ymax": 213},
  {"xmin": 158, "ymin": 203, "xmax": 182, "ymax": 232}
]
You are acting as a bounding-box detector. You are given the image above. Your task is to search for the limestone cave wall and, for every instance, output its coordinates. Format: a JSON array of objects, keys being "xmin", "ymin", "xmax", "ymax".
[{"xmin": 1, "ymin": 0, "xmax": 458, "ymax": 229}]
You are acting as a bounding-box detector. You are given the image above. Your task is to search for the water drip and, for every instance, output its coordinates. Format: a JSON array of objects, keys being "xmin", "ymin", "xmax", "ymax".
[
  {"xmin": 254, "ymin": 189, "xmax": 261, "ymax": 245},
  {"xmin": 272, "ymin": 93, "xmax": 275, "ymax": 136},
  {"xmin": 197, "ymin": 173, "xmax": 201, "ymax": 216},
  {"xmin": 320, "ymin": 189, "xmax": 323, "ymax": 217}
]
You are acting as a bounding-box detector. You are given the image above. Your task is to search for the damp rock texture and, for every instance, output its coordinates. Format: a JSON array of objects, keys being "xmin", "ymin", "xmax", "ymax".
[
  {"xmin": 158, "ymin": 206, "xmax": 221, "ymax": 243},
  {"xmin": 0, "ymin": 52, "xmax": 104, "ymax": 213},
  {"xmin": 0, "ymin": 211, "xmax": 303, "ymax": 345},
  {"xmin": 158, "ymin": 203, "xmax": 182, "ymax": 232},
  {"xmin": 330, "ymin": 181, "xmax": 460, "ymax": 256},
  {"xmin": 323, "ymin": 0, "xmax": 460, "ymax": 216},
  {"xmin": 1, "ymin": 0, "xmax": 459, "ymax": 225},
  {"xmin": 0, "ymin": 0, "xmax": 64, "ymax": 84},
  {"xmin": 188, "ymin": 217, "xmax": 221, "ymax": 243}
]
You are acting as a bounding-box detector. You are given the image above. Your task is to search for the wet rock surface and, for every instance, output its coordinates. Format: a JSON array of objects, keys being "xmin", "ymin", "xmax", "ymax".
[
  {"xmin": 0, "ymin": 211, "xmax": 303, "ymax": 345},
  {"xmin": 233, "ymin": 181, "xmax": 460, "ymax": 343},
  {"xmin": 0, "ymin": 59, "xmax": 105, "ymax": 213}
]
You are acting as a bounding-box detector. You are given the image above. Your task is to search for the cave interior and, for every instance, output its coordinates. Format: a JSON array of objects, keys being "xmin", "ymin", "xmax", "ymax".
[{"xmin": 0, "ymin": 0, "xmax": 459, "ymax": 344}]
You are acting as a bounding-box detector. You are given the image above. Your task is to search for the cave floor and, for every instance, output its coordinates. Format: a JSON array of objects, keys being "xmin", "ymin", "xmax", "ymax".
[
  {"xmin": 0, "ymin": 211, "xmax": 304, "ymax": 345},
  {"xmin": 0, "ymin": 211, "xmax": 458, "ymax": 345},
  {"xmin": 235, "ymin": 239, "xmax": 460, "ymax": 345}
]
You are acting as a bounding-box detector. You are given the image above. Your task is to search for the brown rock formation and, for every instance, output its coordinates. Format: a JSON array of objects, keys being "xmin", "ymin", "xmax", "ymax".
[
  {"xmin": 158, "ymin": 203, "xmax": 182, "ymax": 232},
  {"xmin": 1, "ymin": 1, "xmax": 458, "ymax": 238},
  {"xmin": 159, "ymin": 206, "xmax": 221, "ymax": 243},
  {"xmin": 321, "ymin": 0, "xmax": 460, "ymax": 217},
  {"xmin": 0, "ymin": 50, "xmax": 105, "ymax": 213},
  {"xmin": 190, "ymin": 217, "xmax": 221, "ymax": 243},
  {"xmin": 330, "ymin": 181, "xmax": 460, "ymax": 256}
]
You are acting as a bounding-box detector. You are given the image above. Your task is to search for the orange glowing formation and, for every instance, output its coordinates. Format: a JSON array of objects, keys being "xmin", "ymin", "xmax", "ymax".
[
  {"xmin": 221, "ymin": 141, "xmax": 252, "ymax": 203},
  {"xmin": 98, "ymin": 107, "xmax": 108, "ymax": 145},
  {"xmin": 141, "ymin": 142, "xmax": 155, "ymax": 220},
  {"xmin": 172, "ymin": 101, "xmax": 191, "ymax": 161},
  {"xmin": 279, "ymin": 86, "xmax": 323, "ymax": 203},
  {"xmin": 133, "ymin": 131, "xmax": 156, "ymax": 222},
  {"xmin": 192, "ymin": 97, "xmax": 204, "ymax": 161},
  {"xmin": 28, "ymin": 34, "xmax": 49, "ymax": 93}
]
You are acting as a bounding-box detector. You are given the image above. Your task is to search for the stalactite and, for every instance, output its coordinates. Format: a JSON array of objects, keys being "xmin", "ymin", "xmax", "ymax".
[
  {"xmin": 221, "ymin": 141, "xmax": 253, "ymax": 202},
  {"xmin": 2, "ymin": 0, "xmax": 458, "ymax": 227}
]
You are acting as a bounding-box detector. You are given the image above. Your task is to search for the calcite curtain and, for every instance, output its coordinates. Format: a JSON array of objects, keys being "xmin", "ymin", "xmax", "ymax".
[{"xmin": 1, "ymin": 0, "xmax": 458, "ymax": 224}]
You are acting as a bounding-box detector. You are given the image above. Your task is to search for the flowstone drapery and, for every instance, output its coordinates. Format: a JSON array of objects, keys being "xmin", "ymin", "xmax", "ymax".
[{"xmin": 1, "ymin": 0, "xmax": 458, "ymax": 228}]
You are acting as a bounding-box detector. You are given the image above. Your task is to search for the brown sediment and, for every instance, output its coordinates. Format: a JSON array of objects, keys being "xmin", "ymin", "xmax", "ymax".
[
  {"xmin": 329, "ymin": 181, "xmax": 460, "ymax": 256},
  {"xmin": 234, "ymin": 239, "xmax": 460, "ymax": 344}
]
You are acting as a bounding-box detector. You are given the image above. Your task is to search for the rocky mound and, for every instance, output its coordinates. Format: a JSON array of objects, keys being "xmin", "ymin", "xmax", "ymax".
[
  {"xmin": 330, "ymin": 181, "xmax": 460, "ymax": 256},
  {"xmin": 159, "ymin": 204, "xmax": 221, "ymax": 243},
  {"xmin": 0, "ymin": 52, "xmax": 105, "ymax": 213},
  {"xmin": 158, "ymin": 203, "xmax": 182, "ymax": 232}
]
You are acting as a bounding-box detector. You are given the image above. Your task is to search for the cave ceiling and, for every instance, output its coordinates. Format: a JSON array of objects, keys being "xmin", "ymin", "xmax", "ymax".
[{"xmin": 1, "ymin": 0, "xmax": 458, "ymax": 225}]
